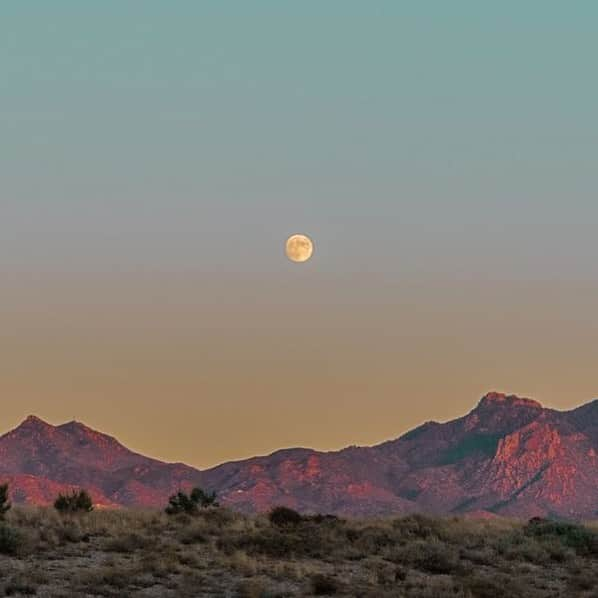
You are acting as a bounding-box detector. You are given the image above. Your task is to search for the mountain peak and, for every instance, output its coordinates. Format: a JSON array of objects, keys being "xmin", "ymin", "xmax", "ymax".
[
  {"xmin": 58, "ymin": 419, "xmax": 93, "ymax": 432},
  {"xmin": 477, "ymin": 392, "xmax": 542, "ymax": 411},
  {"xmin": 4, "ymin": 392, "xmax": 598, "ymax": 518},
  {"xmin": 18, "ymin": 415, "xmax": 54, "ymax": 430}
]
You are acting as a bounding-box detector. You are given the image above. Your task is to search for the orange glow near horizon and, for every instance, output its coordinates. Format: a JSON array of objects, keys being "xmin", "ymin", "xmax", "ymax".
[{"xmin": 1, "ymin": 271, "xmax": 597, "ymax": 469}]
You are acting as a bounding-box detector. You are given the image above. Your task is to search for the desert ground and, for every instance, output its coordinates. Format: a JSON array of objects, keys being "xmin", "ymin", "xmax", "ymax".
[{"xmin": 0, "ymin": 507, "xmax": 597, "ymax": 597}]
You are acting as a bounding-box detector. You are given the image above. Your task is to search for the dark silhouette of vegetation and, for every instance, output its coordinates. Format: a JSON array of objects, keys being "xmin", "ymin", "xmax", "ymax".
[
  {"xmin": 306, "ymin": 513, "xmax": 341, "ymax": 525},
  {"xmin": 190, "ymin": 487, "xmax": 219, "ymax": 508},
  {"xmin": 268, "ymin": 505, "xmax": 303, "ymax": 527},
  {"xmin": 524, "ymin": 518, "xmax": 598, "ymax": 555},
  {"xmin": 311, "ymin": 573, "xmax": 339, "ymax": 595},
  {"xmin": 54, "ymin": 489, "xmax": 94, "ymax": 514},
  {"xmin": 0, "ymin": 525, "xmax": 21, "ymax": 555},
  {"xmin": 0, "ymin": 483, "xmax": 11, "ymax": 519},
  {"xmin": 165, "ymin": 487, "xmax": 218, "ymax": 515}
]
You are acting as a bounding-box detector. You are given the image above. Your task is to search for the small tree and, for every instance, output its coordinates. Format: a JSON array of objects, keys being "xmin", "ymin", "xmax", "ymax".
[
  {"xmin": 269, "ymin": 506, "xmax": 303, "ymax": 527},
  {"xmin": 54, "ymin": 489, "xmax": 94, "ymax": 514},
  {"xmin": 0, "ymin": 484, "xmax": 11, "ymax": 520},
  {"xmin": 165, "ymin": 491, "xmax": 197, "ymax": 515},
  {"xmin": 190, "ymin": 487, "xmax": 219, "ymax": 508},
  {"xmin": 165, "ymin": 487, "xmax": 218, "ymax": 515}
]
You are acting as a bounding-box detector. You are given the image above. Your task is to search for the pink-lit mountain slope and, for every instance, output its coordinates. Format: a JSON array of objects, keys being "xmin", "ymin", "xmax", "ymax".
[
  {"xmin": 201, "ymin": 392, "xmax": 598, "ymax": 519},
  {"xmin": 2, "ymin": 393, "xmax": 597, "ymax": 519},
  {"xmin": 0, "ymin": 415, "xmax": 201, "ymax": 507}
]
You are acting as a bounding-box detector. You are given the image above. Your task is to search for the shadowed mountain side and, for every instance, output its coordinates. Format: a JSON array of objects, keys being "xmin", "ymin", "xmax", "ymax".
[{"xmin": 1, "ymin": 392, "xmax": 598, "ymax": 518}]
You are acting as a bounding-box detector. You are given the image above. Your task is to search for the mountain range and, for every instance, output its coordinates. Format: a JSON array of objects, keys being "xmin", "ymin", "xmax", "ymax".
[{"xmin": 2, "ymin": 392, "xmax": 598, "ymax": 519}]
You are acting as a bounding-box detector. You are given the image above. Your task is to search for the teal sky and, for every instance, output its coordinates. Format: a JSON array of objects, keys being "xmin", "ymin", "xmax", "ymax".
[
  {"xmin": 1, "ymin": 3, "xmax": 597, "ymax": 466},
  {"xmin": 3, "ymin": 2, "xmax": 597, "ymax": 278}
]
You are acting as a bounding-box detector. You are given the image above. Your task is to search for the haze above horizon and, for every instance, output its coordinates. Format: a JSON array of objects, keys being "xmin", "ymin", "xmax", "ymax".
[{"xmin": 1, "ymin": 2, "xmax": 597, "ymax": 468}]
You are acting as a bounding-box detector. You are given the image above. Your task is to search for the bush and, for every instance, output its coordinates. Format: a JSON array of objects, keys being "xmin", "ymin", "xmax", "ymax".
[
  {"xmin": 524, "ymin": 519, "xmax": 598, "ymax": 555},
  {"xmin": 268, "ymin": 506, "xmax": 303, "ymax": 527},
  {"xmin": 4, "ymin": 581, "xmax": 37, "ymax": 596},
  {"xmin": 311, "ymin": 574, "xmax": 339, "ymax": 595},
  {"xmin": 307, "ymin": 513, "xmax": 341, "ymax": 524},
  {"xmin": 236, "ymin": 578, "xmax": 268, "ymax": 598},
  {"xmin": 54, "ymin": 489, "xmax": 94, "ymax": 514},
  {"xmin": 190, "ymin": 487, "xmax": 219, "ymax": 508},
  {"xmin": 391, "ymin": 539, "xmax": 461, "ymax": 575},
  {"xmin": 0, "ymin": 525, "xmax": 22, "ymax": 555},
  {"xmin": 0, "ymin": 483, "xmax": 11, "ymax": 519},
  {"xmin": 165, "ymin": 487, "xmax": 218, "ymax": 515}
]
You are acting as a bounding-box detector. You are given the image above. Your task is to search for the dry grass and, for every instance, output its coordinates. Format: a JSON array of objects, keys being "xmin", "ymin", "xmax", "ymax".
[{"xmin": 0, "ymin": 508, "xmax": 597, "ymax": 596}]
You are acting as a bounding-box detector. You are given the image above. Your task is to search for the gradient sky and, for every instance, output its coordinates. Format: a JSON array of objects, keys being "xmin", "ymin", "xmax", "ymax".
[{"xmin": 1, "ymin": 2, "xmax": 597, "ymax": 468}]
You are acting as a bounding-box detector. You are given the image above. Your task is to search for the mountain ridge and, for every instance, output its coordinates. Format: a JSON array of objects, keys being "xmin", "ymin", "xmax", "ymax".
[{"xmin": 2, "ymin": 392, "xmax": 598, "ymax": 518}]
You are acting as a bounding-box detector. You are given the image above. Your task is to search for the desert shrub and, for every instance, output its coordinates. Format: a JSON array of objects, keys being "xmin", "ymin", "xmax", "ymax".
[
  {"xmin": 105, "ymin": 532, "xmax": 155, "ymax": 553},
  {"xmin": 190, "ymin": 487, "xmax": 218, "ymax": 508},
  {"xmin": 392, "ymin": 514, "xmax": 438, "ymax": 539},
  {"xmin": 388, "ymin": 539, "xmax": 461, "ymax": 575},
  {"xmin": 0, "ymin": 483, "xmax": 11, "ymax": 519},
  {"xmin": 217, "ymin": 518, "xmax": 348, "ymax": 560},
  {"xmin": 268, "ymin": 506, "xmax": 303, "ymax": 527},
  {"xmin": 0, "ymin": 525, "xmax": 22, "ymax": 555},
  {"xmin": 524, "ymin": 519, "xmax": 598, "ymax": 555},
  {"xmin": 459, "ymin": 547, "xmax": 496, "ymax": 566},
  {"xmin": 59, "ymin": 519, "xmax": 86, "ymax": 543},
  {"xmin": 4, "ymin": 581, "xmax": 37, "ymax": 596},
  {"xmin": 311, "ymin": 574, "xmax": 339, "ymax": 595},
  {"xmin": 568, "ymin": 571, "xmax": 596, "ymax": 592},
  {"xmin": 74, "ymin": 564, "xmax": 132, "ymax": 592},
  {"xmin": 178, "ymin": 525, "xmax": 208, "ymax": 545},
  {"xmin": 54, "ymin": 489, "xmax": 93, "ymax": 514},
  {"xmin": 414, "ymin": 542, "xmax": 460, "ymax": 574},
  {"xmin": 496, "ymin": 531, "xmax": 552, "ymax": 564},
  {"xmin": 236, "ymin": 578, "xmax": 267, "ymax": 598},
  {"xmin": 166, "ymin": 491, "xmax": 197, "ymax": 515},
  {"xmin": 198, "ymin": 504, "xmax": 235, "ymax": 528},
  {"xmin": 217, "ymin": 527, "xmax": 298, "ymax": 558},
  {"xmin": 306, "ymin": 513, "xmax": 341, "ymax": 524},
  {"xmin": 461, "ymin": 573, "xmax": 527, "ymax": 598},
  {"xmin": 363, "ymin": 558, "xmax": 397, "ymax": 585},
  {"xmin": 165, "ymin": 487, "xmax": 218, "ymax": 515},
  {"xmin": 351, "ymin": 526, "xmax": 396, "ymax": 555}
]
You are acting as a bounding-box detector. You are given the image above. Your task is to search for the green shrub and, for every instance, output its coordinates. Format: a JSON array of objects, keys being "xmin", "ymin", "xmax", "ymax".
[
  {"xmin": 54, "ymin": 489, "xmax": 94, "ymax": 514},
  {"xmin": 268, "ymin": 506, "xmax": 303, "ymax": 527},
  {"xmin": 166, "ymin": 491, "xmax": 196, "ymax": 515},
  {"xmin": 190, "ymin": 487, "xmax": 218, "ymax": 508},
  {"xmin": 0, "ymin": 483, "xmax": 11, "ymax": 519},
  {"xmin": 524, "ymin": 519, "xmax": 598, "ymax": 555},
  {"xmin": 165, "ymin": 487, "xmax": 218, "ymax": 515},
  {"xmin": 0, "ymin": 525, "xmax": 22, "ymax": 555}
]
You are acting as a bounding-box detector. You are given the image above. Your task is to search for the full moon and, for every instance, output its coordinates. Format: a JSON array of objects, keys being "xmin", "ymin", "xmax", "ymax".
[{"xmin": 285, "ymin": 234, "xmax": 314, "ymax": 263}]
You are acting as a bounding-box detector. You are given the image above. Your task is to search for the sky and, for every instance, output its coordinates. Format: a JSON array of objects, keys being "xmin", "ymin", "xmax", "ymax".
[{"xmin": 1, "ymin": 2, "xmax": 597, "ymax": 468}]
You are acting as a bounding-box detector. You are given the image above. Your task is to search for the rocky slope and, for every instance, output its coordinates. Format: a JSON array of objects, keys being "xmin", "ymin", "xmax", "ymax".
[
  {"xmin": 0, "ymin": 415, "xmax": 201, "ymax": 507},
  {"xmin": 2, "ymin": 392, "xmax": 597, "ymax": 518}
]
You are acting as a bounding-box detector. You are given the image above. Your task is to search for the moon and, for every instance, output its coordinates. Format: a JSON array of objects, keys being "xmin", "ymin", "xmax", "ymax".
[{"xmin": 285, "ymin": 234, "xmax": 314, "ymax": 263}]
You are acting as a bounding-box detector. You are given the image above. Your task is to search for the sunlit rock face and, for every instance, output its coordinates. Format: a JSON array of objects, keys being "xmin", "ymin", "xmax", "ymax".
[
  {"xmin": 0, "ymin": 416, "xmax": 202, "ymax": 508},
  {"xmin": 2, "ymin": 392, "xmax": 598, "ymax": 519},
  {"xmin": 204, "ymin": 392, "xmax": 598, "ymax": 519}
]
